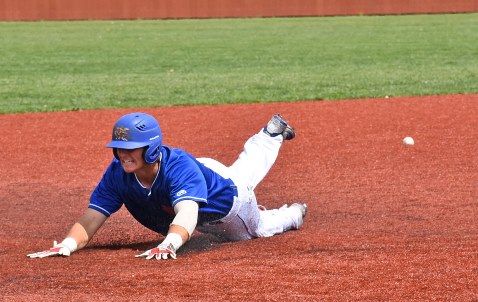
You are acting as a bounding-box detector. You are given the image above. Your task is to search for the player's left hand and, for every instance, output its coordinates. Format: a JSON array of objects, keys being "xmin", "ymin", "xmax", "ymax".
[{"xmin": 135, "ymin": 242, "xmax": 177, "ymax": 260}]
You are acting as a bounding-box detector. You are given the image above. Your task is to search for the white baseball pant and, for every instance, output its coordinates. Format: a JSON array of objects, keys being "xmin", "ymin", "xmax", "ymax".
[{"xmin": 196, "ymin": 130, "xmax": 297, "ymax": 241}]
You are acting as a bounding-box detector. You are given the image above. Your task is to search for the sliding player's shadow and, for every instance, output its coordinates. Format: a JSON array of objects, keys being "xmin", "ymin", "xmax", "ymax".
[{"xmin": 89, "ymin": 231, "xmax": 228, "ymax": 256}]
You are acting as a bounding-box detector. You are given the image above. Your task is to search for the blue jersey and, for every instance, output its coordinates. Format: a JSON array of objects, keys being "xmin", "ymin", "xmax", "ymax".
[{"xmin": 89, "ymin": 146, "xmax": 236, "ymax": 235}]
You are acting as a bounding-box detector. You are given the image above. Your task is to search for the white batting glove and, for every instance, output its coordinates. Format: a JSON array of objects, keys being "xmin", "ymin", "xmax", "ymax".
[
  {"xmin": 135, "ymin": 242, "xmax": 177, "ymax": 260},
  {"xmin": 27, "ymin": 240, "xmax": 72, "ymax": 258},
  {"xmin": 135, "ymin": 233, "xmax": 183, "ymax": 260}
]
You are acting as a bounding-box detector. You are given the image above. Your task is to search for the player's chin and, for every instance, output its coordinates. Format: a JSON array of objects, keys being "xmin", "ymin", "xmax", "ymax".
[{"xmin": 120, "ymin": 161, "xmax": 138, "ymax": 173}]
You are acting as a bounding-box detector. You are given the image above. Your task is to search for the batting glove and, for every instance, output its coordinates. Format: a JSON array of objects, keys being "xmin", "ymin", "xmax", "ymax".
[
  {"xmin": 27, "ymin": 240, "xmax": 72, "ymax": 258},
  {"xmin": 135, "ymin": 233, "xmax": 183, "ymax": 260},
  {"xmin": 135, "ymin": 242, "xmax": 177, "ymax": 260}
]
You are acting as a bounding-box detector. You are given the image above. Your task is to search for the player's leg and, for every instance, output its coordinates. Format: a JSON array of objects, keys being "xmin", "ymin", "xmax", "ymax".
[
  {"xmin": 228, "ymin": 114, "xmax": 295, "ymax": 190},
  {"xmin": 196, "ymin": 115, "xmax": 303, "ymax": 241},
  {"xmin": 223, "ymin": 114, "xmax": 303, "ymax": 239},
  {"xmin": 230, "ymin": 193, "xmax": 307, "ymax": 238},
  {"xmin": 197, "ymin": 186, "xmax": 306, "ymax": 241},
  {"xmin": 253, "ymin": 203, "xmax": 307, "ymax": 237}
]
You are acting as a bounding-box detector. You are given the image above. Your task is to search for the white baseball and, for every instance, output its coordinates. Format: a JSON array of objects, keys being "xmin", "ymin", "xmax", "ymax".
[{"xmin": 402, "ymin": 136, "xmax": 414, "ymax": 145}]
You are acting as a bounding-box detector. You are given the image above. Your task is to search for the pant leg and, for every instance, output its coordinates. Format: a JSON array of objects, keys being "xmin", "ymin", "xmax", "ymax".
[
  {"xmin": 229, "ymin": 191, "xmax": 299, "ymax": 239},
  {"xmin": 196, "ymin": 158, "xmax": 296, "ymax": 241},
  {"xmin": 196, "ymin": 132, "xmax": 293, "ymax": 241},
  {"xmin": 226, "ymin": 130, "xmax": 297, "ymax": 238},
  {"xmin": 198, "ymin": 194, "xmax": 299, "ymax": 240},
  {"xmin": 229, "ymin": 130, "xmax": 283, "ymax": 190}
]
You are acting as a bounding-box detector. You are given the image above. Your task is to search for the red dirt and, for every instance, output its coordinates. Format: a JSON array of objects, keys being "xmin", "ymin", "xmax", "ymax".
[{"xmin": 0, "ymin": 95, "xmax": 477, "ymax": 301}]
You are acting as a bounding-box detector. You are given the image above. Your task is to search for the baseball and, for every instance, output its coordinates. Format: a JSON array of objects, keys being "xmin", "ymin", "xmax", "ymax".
[{"xmin": 402, "ymin": 136, "xmax": 414, "ymax": 145}]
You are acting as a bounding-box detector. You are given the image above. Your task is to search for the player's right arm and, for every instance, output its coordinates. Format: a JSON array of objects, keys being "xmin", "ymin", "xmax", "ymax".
[
  {"xmin": 66, "ymin": 208, "xmax": 108, "ymax": 250},
  {"xmin": 27, "ymin": 208, "xmax": 107, "ymax": 258}
]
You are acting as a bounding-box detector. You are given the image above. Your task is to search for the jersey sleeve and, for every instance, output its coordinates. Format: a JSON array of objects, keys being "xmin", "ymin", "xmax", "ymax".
[
  {"xmin": 166, "ymin": 153, "xmax": 208, "ymax": 207},
  {"xmin": 89, "ymin": 161, "xmax": 124, "ymax": 217}
]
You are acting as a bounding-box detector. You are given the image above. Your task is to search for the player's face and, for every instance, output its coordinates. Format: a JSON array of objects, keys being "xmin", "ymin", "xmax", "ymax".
[{"xmin": 116, "ymin": 148, "xmax": 146, "ymax": 173}]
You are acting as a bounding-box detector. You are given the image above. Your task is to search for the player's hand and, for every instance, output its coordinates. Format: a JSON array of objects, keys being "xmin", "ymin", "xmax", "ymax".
[
  {"xmin": 135, "ymin": 242, "xmax": 177, "ymax": 260},
  {"xmin": 27, "ymin": 241, "xmax": 71, "ymax": 258}
]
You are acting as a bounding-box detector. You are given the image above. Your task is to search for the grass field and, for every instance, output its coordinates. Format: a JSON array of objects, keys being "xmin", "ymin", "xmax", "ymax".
[{"xmin": 0, "ymin": 13, "xmax": 477, "ymax": 114}]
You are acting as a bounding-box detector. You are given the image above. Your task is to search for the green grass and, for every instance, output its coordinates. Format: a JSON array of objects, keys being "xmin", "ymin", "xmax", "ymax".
[{"xmin": 0, "ymin": 13, "xmax": 477, "ymax": 114}]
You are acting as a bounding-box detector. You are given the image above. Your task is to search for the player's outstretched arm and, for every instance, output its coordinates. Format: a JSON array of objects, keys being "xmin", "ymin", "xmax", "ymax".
[
  {"xmin": 27, "ymin": 208, "xmax": 107, "ymax": 258},
  {"xmin": 136, "ymin": 200, "xmax": 198, "ymax": 260}
]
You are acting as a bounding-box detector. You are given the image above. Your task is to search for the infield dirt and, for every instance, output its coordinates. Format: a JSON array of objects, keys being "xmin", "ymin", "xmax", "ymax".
[{"xmin": 1, "ymin": 94, "xmax": 477, "ymax": 301}]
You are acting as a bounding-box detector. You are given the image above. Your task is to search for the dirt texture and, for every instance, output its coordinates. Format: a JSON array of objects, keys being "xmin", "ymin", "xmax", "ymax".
[{"xmin": 0, "ymin": 94, "xmax": 477, "ymax": 301}]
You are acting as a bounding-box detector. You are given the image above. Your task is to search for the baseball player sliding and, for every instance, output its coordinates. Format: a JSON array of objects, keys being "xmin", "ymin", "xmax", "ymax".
[{"xmin": 27, "ymin": 112, "xmax": 307, "ymax": 260}]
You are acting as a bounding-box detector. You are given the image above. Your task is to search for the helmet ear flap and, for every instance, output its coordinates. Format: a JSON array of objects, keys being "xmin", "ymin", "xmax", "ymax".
[{"xmin": 144, "ymin": 141, "xmax": 161, "ymax": 164}]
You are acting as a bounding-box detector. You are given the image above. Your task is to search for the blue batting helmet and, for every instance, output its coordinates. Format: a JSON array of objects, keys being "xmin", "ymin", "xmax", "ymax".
[{"xmin": 106, "ymin": 112, "xmax": 162, "ymax": 164}]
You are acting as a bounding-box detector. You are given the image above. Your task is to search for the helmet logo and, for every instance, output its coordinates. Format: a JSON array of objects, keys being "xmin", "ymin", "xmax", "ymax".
[{"xmin": 113, "ymin": 127, "xmax": 129, "ymax": 141}]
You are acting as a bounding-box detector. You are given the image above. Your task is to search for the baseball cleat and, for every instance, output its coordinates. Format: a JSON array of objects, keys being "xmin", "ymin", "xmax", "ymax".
[
  {"xmin": 288, "ymin": 203, "xmax": 307, "ymax": 229},
  {"xmin": 282, "ymin": 125, "xmax": 296, "ymax": 140},
  {"xmin": 278, "ymin": 202, "xmax": 307, "ymax": 230},
  {"xmin": 263, "ymin": 114, "xmax": 296, "ymax": 140}
]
